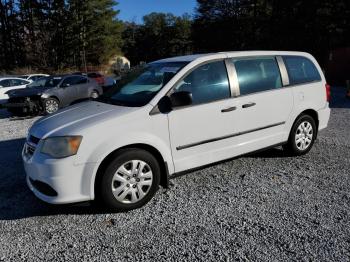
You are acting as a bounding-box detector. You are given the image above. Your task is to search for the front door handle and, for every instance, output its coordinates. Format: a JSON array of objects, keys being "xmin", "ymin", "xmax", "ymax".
[
  {"xmin": 221, "ymin": 106, "xmax": 237, "ymax": 113},
  {"xmin": 242, "ymin": 102, "xmax": 256, "ymax": 109}
]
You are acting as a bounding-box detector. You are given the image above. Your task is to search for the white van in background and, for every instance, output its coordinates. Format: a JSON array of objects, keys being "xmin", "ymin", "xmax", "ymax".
[{"xmin": 23, "ymin": 51, "xmax": 330, "ymax": 211}]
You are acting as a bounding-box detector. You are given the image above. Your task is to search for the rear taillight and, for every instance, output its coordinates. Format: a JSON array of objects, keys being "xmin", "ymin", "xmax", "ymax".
[{"xmin": 325, "ymin": 83, "xmax": 331, "ymax": 102}]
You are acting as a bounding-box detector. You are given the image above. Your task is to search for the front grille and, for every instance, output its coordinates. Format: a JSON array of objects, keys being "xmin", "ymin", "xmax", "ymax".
[
  {"xmin": 8, "ymin": 97, "xmax": 26, "ymax": 103},
  {"xmin": 29, "ymin": 178, "xmax": 58, "ymax": 197},
  {"xmin": 24, "ymin": 142, "xmax": 36, "ymax": 157}
]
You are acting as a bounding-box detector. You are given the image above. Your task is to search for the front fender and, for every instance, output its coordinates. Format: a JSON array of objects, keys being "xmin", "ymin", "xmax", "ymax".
[{"xmin": 83, "ymin": 131, "xmax": 173, "ymax": 200}]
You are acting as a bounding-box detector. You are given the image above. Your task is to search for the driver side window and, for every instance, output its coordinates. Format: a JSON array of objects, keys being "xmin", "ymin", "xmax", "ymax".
[
  {"xmin": 173, "ymin": 61, "xmax": 231, "ymax": 105},
  {"xmin": 61, "ymin": 77, "xmax": 78, "ymax": 87}
]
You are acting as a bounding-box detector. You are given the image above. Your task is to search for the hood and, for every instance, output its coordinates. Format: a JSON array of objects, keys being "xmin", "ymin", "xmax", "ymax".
[
  {"xmin": 6, "ymin": 87, "xmax": 48, "ymax": 97},
  {"xmin": 29, "ymin": 101, "xmax": 140, "ymax": 139}
]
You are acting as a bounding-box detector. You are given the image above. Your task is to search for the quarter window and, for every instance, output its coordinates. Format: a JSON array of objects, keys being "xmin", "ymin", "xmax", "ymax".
[
  {"xmin": 233, "ymin": 57, "xmax": 282, "ymax": 96},
  {"xmin": 0, "ymin": 79, "xmax": 11, "ymax": 87},
  {"xmin": 283, "ymin": 56, "xmax": 321, "ymax": 85},
  {"xmin": 11, "ymin": 79, "xmax": 29, "ymax": 86},
  {"xmin": 61, "ymin": 76, "xmax": 84, "ymax": 87},
  {"xmin": 173, "ymin": 61, "xmax": 230, "ymax": 105},
  {"xmin": 76, "ymin": 76, "xmax": 88, "ymax": 84}
]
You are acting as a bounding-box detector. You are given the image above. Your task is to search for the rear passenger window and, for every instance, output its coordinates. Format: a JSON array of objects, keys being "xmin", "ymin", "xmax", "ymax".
[
  {"xmin": 283, "ymin": 56, "xmax": 321, "ymax": 85},
  {"xmin": 76, "ymin": 76, "xmax": 88, "ymax": 84},
  {"xmin": 173, "ymin": 61, "xmax": 230, "ymax": 105},
  {"xmin": 233, "ymin": 57, "xmax": 282, "ymax": 96}
]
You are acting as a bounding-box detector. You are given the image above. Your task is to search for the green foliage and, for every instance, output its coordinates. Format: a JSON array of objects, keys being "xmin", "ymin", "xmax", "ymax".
[
  {"xmin": 193, "ymin": 0, "xmax": 350, "ymax": 65},
  {"xmin": 1, "ymin": 0, "xmax": 349, "ymax": 71},
  {"xmin": 0, "ymin": 0, "xmax": 123, "ymax": 71},
  {"xmin": 68, "ymin": 0, "xmax": 123, "ymax": 67}
]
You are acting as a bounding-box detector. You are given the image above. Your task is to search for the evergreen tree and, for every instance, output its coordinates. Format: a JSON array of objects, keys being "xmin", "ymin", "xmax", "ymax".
[{"xmin": 68, "ymin": 0, "xmax": 123, "ymax": 69}]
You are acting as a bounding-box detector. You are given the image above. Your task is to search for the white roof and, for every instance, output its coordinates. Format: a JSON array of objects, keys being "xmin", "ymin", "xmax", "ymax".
[
  {"xmin": 154, "ymin": 51, "xmax": 312, "ymax": 63},
  {"xmin": 0, "ymin": 77, "xmax": 30, "ymax": 80}
]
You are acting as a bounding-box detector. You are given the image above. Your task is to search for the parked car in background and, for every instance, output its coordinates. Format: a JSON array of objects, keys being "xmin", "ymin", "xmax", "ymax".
[
  {"xmin": 101, "ymin": 76, "xmax": 118, "ymax": 93},
  {"xmin": 73, "ymin": 72, "xmax": 106, "ymax": 86},
  {"xmin": 87, "ymin": 72, "xmax": 105, "ymax": 86},
  {"xmin": 19, "ymin": 74, "xmax": 49, "ymax": 82},
  {"xmin": 0, "ymin": 77, "xmax": 31, "ymax": 104},
  {"xmin": 22, "ymin": 51, "xmax": 330, "ymax": 211},
  {"xmin": 4, "ymin": 75, "xmax": 102, "ymax": 115}
]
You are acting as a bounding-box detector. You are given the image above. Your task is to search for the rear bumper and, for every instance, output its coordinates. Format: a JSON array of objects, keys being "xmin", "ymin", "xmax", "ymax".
[{"xmin": 318, "ymin": 105, "xmax": 331, "ymax": 131}]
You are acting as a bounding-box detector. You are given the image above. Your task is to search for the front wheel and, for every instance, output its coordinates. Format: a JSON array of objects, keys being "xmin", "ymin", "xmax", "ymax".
[
  {"xmin": 283, "ymin": 114, "xmax": 317, "ymax": 156},
  {"xmin": 44, "ymin": 97, "xmax": 60, "ymax": 114},
  {"xmin": 90, "ymin": 90, "xmax": 99, "ymax": 99},
  {"xmin": 98, "ymin": 149, "xmax": 160, "ymax": 211}
]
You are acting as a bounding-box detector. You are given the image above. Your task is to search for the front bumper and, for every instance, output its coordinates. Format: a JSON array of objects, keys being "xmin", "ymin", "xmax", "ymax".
[
  {"xmin": 2, "ymin": 102, "xmax": 27, "ymax": 108},
  {"xmin": 23, "ymin": 142, "xmax": 97, "ymax": 204}
]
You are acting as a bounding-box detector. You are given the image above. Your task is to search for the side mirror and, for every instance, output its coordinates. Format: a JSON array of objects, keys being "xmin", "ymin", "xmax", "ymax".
[
  {"xmin": 0, "ymin": 85, "xmax": 3, "ymax": 88},
  {"xmin": 156, "ymin": 91, "xmax": 193, "ymax": 114},
  {"xmin": 61, "ymin": 83, "xmax": 70, "ymax": 88},
  {"xmin": 170, "ymin": 91, "xmax": 192, "ymax": 108}
]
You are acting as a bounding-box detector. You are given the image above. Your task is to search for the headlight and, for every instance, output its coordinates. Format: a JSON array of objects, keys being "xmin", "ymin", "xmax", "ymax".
[{"xmin": 41, "ymin": 136, "xmax": 82, "ymax": 158}]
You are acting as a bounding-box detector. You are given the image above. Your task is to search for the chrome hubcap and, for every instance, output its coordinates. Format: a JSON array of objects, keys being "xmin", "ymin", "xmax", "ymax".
[
  {"xmin": 91, "ymin": 92, "xmax": 99, "ymax": 99},
  {"xmin": 45, "ymin": 100, "xmax": 59, "ymax": 114},
  {"xmin": 295, "ymin": 121, "xmax": 313, "ymax": 151},
  {"xmin": 111, "ymin": 160, "xmax": 153, "ymax": 204}
]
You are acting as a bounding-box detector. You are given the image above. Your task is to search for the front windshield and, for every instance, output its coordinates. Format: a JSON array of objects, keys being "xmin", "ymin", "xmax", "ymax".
[
  {"xmin": 99, "ymin": 62, "xmax": 188, "ymax": 107},
  {"xmin": 28, "ymin": 76, "xmax": 62, "ymax": 88}
]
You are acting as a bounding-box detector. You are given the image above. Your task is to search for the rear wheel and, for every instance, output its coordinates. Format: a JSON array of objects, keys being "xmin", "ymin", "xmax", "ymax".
[
  {"xmin": 283, "ymin": 114, "xmax": 316, "ymax": 156},
  {"xmin": 98, "ymin": 149, "xmax": 160, "ymax": 211},
  {"xmin": 44, "ymin": 97, "xmax": 59, "ymax": 114}
]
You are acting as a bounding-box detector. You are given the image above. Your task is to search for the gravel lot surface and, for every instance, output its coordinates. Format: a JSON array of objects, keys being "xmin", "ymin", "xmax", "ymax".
[{"xmin": 0, "ymin": 87, "xmax": 349, "ymax": 261}]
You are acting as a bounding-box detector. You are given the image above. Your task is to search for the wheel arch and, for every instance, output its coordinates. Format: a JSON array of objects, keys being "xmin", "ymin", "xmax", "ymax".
[
  {"xmin": 44, "ymin": 95, "xmax": 60, "ymax": 103},
  {"xmin": 292, "ymin": 109, "xmax": 319, "ymax": 138},
  {"xmin": 41, "ymin": 96, "xmax": 60, "ymax": 112},
  {"xmin": 299, "ymin": 109, "xmax": 319, "ymax": 128},
  {"xmin": 92, "ymin": 89, "xmax": 99, "ymax": 95},
  {"xmin": 94, "ymin": 143, "xmax": 170, "ymax": 199}
]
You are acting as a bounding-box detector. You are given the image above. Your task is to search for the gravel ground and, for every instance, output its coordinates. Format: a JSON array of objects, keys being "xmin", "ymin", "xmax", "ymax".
[{"xmin": 0, "ymin": 87, "xmax": 349, "ymax": 261}]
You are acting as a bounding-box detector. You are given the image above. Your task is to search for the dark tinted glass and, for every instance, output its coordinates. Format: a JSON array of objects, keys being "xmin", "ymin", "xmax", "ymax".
[
  {"xmin": 0, "ymin": 79, "xmax": 11, "ymax": 87},
  {"xmin": 283, "ymin": 56, "xmax": 321, "ymax": 85},
  {"xmin": 76, "ymin": 76, "xmax": 88, "ymax": 84},
  {"xmin": 29, "ymin": 76, "xmax": 41, "ymax": 81},
  {"xmin": 88, "ymin": 73, "xmax": 100, "ymax": 78},
  {"xmin": 233, "ymin": 57, "xmax": 282, "ymax": 96},
  {"xmin": 10, "ymin": 79, "xmax": 28, "ymax": 86},
  {"xmin": 28, "ymin": 77, "xmax": 62, "ymax": 88},
  {"xmin": 62, "ymin": 76, "xmax": 85, "ymax": 86},
  {"xmin": 174, "ymin": 61, "xmax": 230, "ymax": 105}
]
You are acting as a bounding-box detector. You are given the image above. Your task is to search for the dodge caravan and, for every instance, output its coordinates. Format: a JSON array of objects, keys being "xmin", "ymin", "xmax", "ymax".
[{"xmin": 23, "ymin": 51, "xmax": 331, "ymax": 211}]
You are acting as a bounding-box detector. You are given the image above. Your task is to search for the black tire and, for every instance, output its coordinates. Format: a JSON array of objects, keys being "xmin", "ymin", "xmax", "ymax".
[
  {"xmin": 44, "ymin": 97, "xmax": 60, "ymax": 114},
  {"xmin": 283, "ymin": 114, "xmax": 317, "ymax": 156},
  {"xmin": 98, "ymin": 148, "xmax": 160, "ymax": 211}
]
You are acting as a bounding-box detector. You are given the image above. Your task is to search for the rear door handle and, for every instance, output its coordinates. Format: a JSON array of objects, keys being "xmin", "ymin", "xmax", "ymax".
[
  {"xmin": 242, "ymin": 102, "xmax": 256, "ymax": 108},
  {"xmin": 221, "ymin": 106, "xmax": 237, "ymax": 113}
]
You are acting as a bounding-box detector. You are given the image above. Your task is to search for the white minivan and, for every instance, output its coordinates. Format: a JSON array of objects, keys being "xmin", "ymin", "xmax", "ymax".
[{"xmin": 23, "ymin": 51, "xmax": 331, "ymax": 211}]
